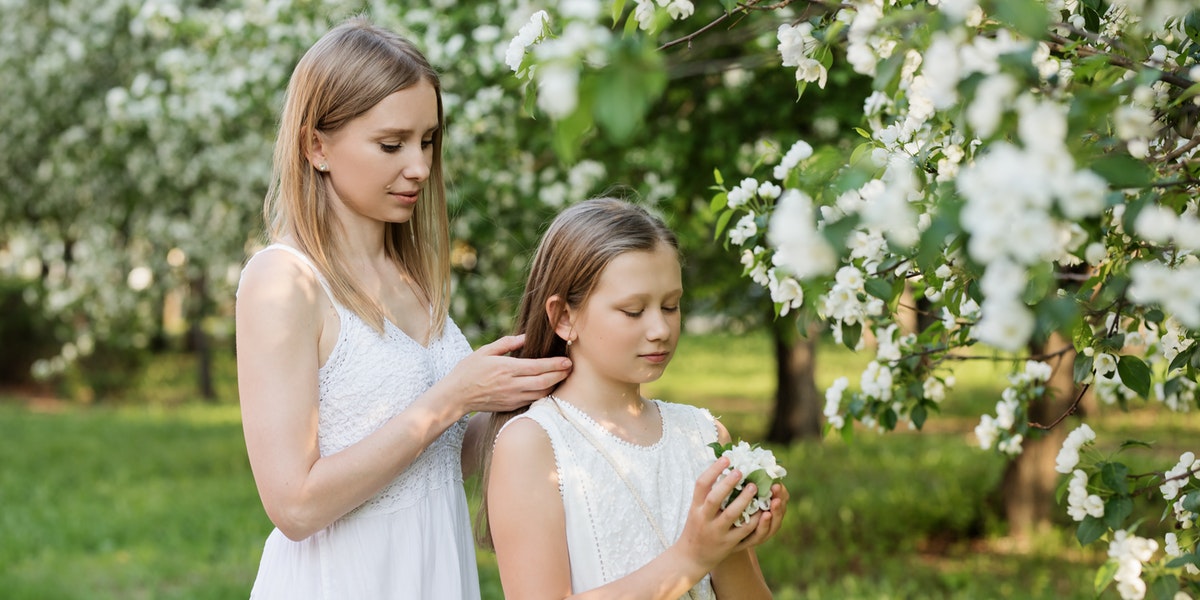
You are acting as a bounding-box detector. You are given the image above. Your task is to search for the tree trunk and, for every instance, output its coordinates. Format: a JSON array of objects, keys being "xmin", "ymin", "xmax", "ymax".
[
  {"xmin": 999, "ymin": 330, "xmax": 1077, "ymax": 540},
  {"xmin": 187, "ymin": 272, "xmax": 215, "ymax": 401},
  {"xmin": 766, "ymin": 317, "xmax": 822, "ymax": 444}
]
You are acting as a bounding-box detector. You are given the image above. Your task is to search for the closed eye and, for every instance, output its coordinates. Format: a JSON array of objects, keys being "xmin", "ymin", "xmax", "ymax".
[{"xmin": 380, "ymin": 143, "xmax": 401, "ymax": 153}]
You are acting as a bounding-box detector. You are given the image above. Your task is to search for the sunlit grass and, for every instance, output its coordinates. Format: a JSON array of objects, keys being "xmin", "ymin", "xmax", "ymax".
[{"xmin": 2, "ymin": 330, "xmax": 1196, "ymax": 598}]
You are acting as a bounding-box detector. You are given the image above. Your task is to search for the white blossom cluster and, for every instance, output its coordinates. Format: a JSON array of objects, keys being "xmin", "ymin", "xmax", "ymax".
[
  {"xmin": 1161, "ymin": 452, "xmax": 1199, "ymax": 502},
  {"xmin": 1054, "ymin": 423, "xmax": 1096, "ymax": 474},
  {"xmin": 714, "ymin": 441, "xmax": 787, "ymax": 527},
  {"xmin": 1107, "ymin": 529, "xmax": 1159, "ymax": 600},
  {"xmin": 1066, "ymin": 469, "xmax": 1105, "ymax": 522},
  {"xmin": 776, "ymin": 22, "xmax": 826, "ymax": 88},
  {"xmin": 1165, "ymin": 532, "xmax": 1200, "ymax": 576},
  {"xmin": 974, "ymin": 361, "xmax": 1052, "ymax": 455}
]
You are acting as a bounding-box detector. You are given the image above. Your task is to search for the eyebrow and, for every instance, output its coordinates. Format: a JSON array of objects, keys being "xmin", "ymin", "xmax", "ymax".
[{"xmin": 374, "ymin": 125, "xmax": 441, "ymax": 137}]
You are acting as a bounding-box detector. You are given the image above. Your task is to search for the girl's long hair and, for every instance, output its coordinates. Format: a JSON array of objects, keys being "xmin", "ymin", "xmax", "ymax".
[
  {"xmin": 263, "ymin": 16, "xmax": 450, "ymax": 339},
  {"xmin": 474, "ymin": 197, "xmax": 678, "ymax": 548}
]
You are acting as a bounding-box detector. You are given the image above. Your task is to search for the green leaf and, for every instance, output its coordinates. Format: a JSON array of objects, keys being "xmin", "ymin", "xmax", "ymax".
[
  {"xmin": 1166, "ymin": 554, "xmax": 1200, "ymax": 569},
  {"xmin": 1093, "ymin": 154, "xmax": 1155, "ymax": 188},
  {"xmin": 744, "ymin": 469, "xmax": 775, "ymax": 499},
  {"xmin": 1103, "ymin": 495, "xmax": 1132, "ymax": 529},
  {"xmin": 719, "ymin": 0, "xmax": 739, "ymax": 12},
  {"xmin": 1183, "ymin": 490, "xmax": 1200, "ymax": 513},
  {"xmin": 1150, "ymin": 574, "xmax": 1179, "ymax": 600},
  {"xmin": 593, "ymin": 55, "xmax": 665, "ymax": 142},
  {"xmin": 992, "ymin": 0, "xmax": 1050, "ymax": 38},
  {"xmin": 864, "ymin": 277, "xmax": 894, "ymax": 302},
  {"xmin": 1073, "ymin": 353, "xmax": 1094, "ymax": 383},
  {"xmin": 841, "ymin": 322, "xmax": 862, "ymax": 351},
  {"xmin": 1100, "ymin": 462, "xmax": 1130, "ymax": 495},
  {"xmin": 1118, "ymin": 439, "xmax": 1153, "ymax": 450},
  {"xmin": 710, "ymin": 192, "xmax": 728, "ymax": 214},
  {"xmin": 1116, "ymin": 355, "xmax": 1152, "ymax": 399},
  {"xmin": 713, "ymin": 209, "xmax": 734, "ymax": 242},
  {"xmin": 1169, "ymin": 345, "xmax": 1196, "ymax": 372},
  {"xmin": 911, "ymin": 403, "xmax": 928, "ymax": 430},
  {"xmin": 1093, "ymin": 558, "xmax": 1118, "ymax": 594},
  {"xmin": 610, "ymin": 0, "xmax": 627, "ymax": 25},
  {"xmin": 713, "ymin": 168, "xmax": 724, "ymax": 187},
  {"xmin": 1077, "ymin": 515, "xmax": 1107, "ymax": 546}
]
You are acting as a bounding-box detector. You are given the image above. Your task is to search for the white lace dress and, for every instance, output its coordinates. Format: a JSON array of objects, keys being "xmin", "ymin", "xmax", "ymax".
[
  {"xmin": 502, "ymin": 397, "xmax": 720, "ymax": 599},
  {"xmin": 243, "ymin": 244, "xmax": 479, "ymax": 600}
]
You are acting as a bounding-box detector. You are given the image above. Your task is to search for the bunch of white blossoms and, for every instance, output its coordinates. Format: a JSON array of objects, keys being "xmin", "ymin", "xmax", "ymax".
[
  {"xmin": 1161, "ymin": 451, "xmax": 1199, "ymax": 502},
  {"xmin": 1054, "ymin": 423, "xmax": 1097, "ymax": 474},
  {"xmin": 710, "ymin": 441, "xmax": 787, "ymax": 527},
  {"xmin": 974, "ymin": 361, "xmax": 1053, "ymax": 455},
  {"xmin": 1066, "ymin": 469, "xmax": 1105, "ymax": 522},
  {"xmin": 1107, "ymin": 529, "xmax": 1159, "ymax": 600}
]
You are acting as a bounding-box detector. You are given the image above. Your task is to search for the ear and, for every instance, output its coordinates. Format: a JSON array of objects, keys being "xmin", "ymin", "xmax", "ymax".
[
  {"xmin": 545, "ymin": 295, "xmax": 575, "ymax": 343},
  {"xmin": 304, "ymin": 128, "xmax": 329, "ymax": 170}
]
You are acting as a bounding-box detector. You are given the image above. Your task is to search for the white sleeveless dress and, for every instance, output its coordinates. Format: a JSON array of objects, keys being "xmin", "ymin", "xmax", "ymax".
[
  {"xmin": 502, "ymin": 396, "xmax": 719, "ymax": 599},
  {"xmin": 242, "ymin": 244, "xmax": 480, "ymax": 600}
]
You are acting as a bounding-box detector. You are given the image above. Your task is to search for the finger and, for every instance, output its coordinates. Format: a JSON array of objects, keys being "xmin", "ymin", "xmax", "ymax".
[
  {"xmin": 692, "ymin": 457, "xmax": 730, "ymax": 506},
  {"xmin": 510, "ymin": 355, "xmax": 573, "ymax": 375},
  {"xmin": 714, "ymin": 481, "xmax": 756, "ymax": 524},
  {"xmin": 480, "ymin": 334, "xmax": 526, "ymax": 356}
]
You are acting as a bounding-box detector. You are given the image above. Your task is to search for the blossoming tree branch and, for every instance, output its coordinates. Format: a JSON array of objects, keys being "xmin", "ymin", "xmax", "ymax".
[{"xmin": 509, "ymin": 0, "xmax": 1200, "ymax": 597}]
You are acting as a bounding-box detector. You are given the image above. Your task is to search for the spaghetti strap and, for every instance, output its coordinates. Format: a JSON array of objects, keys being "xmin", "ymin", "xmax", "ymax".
[{"xmin": 242, "ymin": 243, "xmax": 339, "ymax": 308}]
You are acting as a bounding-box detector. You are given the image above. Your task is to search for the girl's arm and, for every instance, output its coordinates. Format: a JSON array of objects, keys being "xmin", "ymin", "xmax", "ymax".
[
  {"xmin": 708, "ymin": 419, "xmax": 790, "ymax": 599},
  {"xmin": 488, "ymin": 419, "xmax": 766, "ymax": 600},
  {"xmin": 236, "ymin": 252, "xmax": 570, "ymax": 541}
]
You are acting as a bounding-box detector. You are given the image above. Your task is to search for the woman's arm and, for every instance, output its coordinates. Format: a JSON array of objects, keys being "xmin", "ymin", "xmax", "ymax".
[
  {"xmin": 236, "ymin": 252, "xmax": 571, "ymax": 541},
  {"xmin": 489, "ymin": 419, "xmax": 765, "ymax": 600}
]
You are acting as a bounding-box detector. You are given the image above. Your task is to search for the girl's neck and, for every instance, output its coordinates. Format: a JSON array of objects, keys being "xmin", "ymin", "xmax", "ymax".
[{"xmin": 551, "ymin": 374, "xmax": 646, "ymax": 418}]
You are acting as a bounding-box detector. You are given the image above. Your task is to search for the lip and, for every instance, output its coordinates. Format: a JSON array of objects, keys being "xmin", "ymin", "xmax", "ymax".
[
  {"xmin": 640, "ymin": 351, "xmax": 671, "ymax": 364},
  {"xmin": 389, "ymin": 190, "xmax": 419, "ymax": 206}
]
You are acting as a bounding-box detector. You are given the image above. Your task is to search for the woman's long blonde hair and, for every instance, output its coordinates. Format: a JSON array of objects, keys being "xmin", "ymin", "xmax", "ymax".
[
  {"xmin": 263, "ymin": 16, "xmax": 450, "ymax": 338},
  {"xmin": 475, "ymin": 197, "xmax": 679, "ymax": 548}
]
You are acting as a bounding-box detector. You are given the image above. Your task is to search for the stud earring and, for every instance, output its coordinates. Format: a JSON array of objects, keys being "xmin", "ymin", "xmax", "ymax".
[
  {"xmin": 318, "ymin": 163, "xmax": 329, "ymax": 172},
  {"xmin": 566, "ymin": 338, "xmax": 572, "ymax": 347}
]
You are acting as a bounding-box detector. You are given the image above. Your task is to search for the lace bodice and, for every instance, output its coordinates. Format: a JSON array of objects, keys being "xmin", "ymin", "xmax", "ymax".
[
  {"xmin": 508, "ymin": 397, "xmax": 719, "ymax": 599},
  {"xmin": 250, "ymin": 245, "xmax": 472, "ymax": 518}
]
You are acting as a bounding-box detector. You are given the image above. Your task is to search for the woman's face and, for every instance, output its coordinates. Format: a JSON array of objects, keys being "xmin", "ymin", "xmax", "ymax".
[
  {"xmin": 314, "ymin": 79, "xmax": 439, "ymax": 226},
  {"xmin": 567, "ymin": 242, "xmax": 683, "ymax": 387}
]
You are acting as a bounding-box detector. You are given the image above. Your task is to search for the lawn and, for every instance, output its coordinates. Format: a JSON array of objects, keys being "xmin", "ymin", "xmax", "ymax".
[{"xmin": 1, "ymin": 330, "xmax": 1195, "ymax": 599}]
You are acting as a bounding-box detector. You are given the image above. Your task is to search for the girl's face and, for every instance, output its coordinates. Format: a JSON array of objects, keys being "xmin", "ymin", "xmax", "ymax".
[
  {"xmin": 567, "ymin": 242, "xmax": 683, "ymax": 388},
  {"xmin": 313, "ymin": 79, "xmax": 439, "ymax": 225}
]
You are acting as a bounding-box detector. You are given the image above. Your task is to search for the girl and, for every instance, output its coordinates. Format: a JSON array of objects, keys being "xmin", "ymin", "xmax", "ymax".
[
  {"xmin": 480, "ymin": 198, "xmax": 788, "ymax": 599},
  {"xmin": 235, "ymin": 17, "xmax": 571, "ymax": 599}
]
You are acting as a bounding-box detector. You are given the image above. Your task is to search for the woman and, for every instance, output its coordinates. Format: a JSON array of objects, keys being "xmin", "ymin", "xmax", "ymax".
[{"xmin": 235, "ymin": 16, "xmax": 570, "ymax": 599}]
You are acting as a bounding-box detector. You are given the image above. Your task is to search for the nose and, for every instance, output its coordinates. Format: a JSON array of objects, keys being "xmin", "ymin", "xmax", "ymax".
[
  {"xmin": 646, "ymin": 309, "xmax": 673, "ymax": 341},
  {"xmin": 402, "ymin": 146, "xmax": 431, "ymax": 182}
]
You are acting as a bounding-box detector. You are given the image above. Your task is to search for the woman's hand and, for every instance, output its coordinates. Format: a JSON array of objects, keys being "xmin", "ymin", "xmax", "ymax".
[{"xmin": 442, "ymin": 334, "xmax": 572, "ymax": 415}]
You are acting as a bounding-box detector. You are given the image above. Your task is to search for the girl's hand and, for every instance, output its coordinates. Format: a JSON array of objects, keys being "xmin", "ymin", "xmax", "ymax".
[
  {"xmin": 732, "ymin": 482, "xmax": 789, "ymax": 552},
  {"xmin": 673, "ymin": 457, "xmax": 765, "ymax": 572},
  {"xmin": 443, "ymin": 334, "xmax": 572, "ymax": 414}
]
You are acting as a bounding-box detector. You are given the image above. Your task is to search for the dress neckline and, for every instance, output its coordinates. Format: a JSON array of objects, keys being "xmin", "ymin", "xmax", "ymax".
[{"xmin": 548, "ymin": 395, "xmax": 667, "ymax": 450}]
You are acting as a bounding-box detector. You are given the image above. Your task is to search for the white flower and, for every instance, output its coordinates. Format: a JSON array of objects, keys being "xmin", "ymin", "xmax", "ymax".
[
  {"xmin": 1094, "ymin": 352, "xmax": 1118, "ymax": 376},
  {"xmin": 1161, "ymin": 451, "xmax": 1198, "ymax": 501},
  {"xmin": 127, "ymin": 266, "xmax": 153, "ymax": 291},
  {"xmin": 665, "ymin": 0, "xmax": 695, "ymax": 20},
  {"xmin": 535, "ymin": 64, "xmax": 580, "ymax": 119},
  {"xmin": 768, "ymin": 271, "xmax": 804, "ymax": 315},
  {"xmin": 714, "ymin": 441, "xmax": 787, "ymax": 526},
  {"xmin": 975, "ymin": 415, "xmax": 999, "ymax": 449},
  {"xmin": 729, "ymin": 212, "xmax": 758, "ymax": 246},
  {"xmin": 967, "ymin": 74, "xmax": 1016, "ymax": 137},
  {"xmin": 768, "ymin": 189, "xmax": 837, "ymax": 279},
  {"xmin": 773, "ymin": 140, "xmax": 814, "ymax": 181},
  {"xmin": 506, "ymin": 10, "xmax": 550, "ymax": 72},
  {"xmin": 1133, "ymin": 205, "xmax": 1178, "ymax": 243},
  {"xmin": 974, "ymin": 298, "xmax": 1035, "ymax": 352},
  {"xmin": 1056, "ymin": 169, "xmax": 1109, "ymax": 219}
]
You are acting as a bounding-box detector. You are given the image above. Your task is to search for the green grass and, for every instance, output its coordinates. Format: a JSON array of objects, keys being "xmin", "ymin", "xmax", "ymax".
[{"xmin": 2, "ymin": 330, "xmax": 1196, "ymax": 598}]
